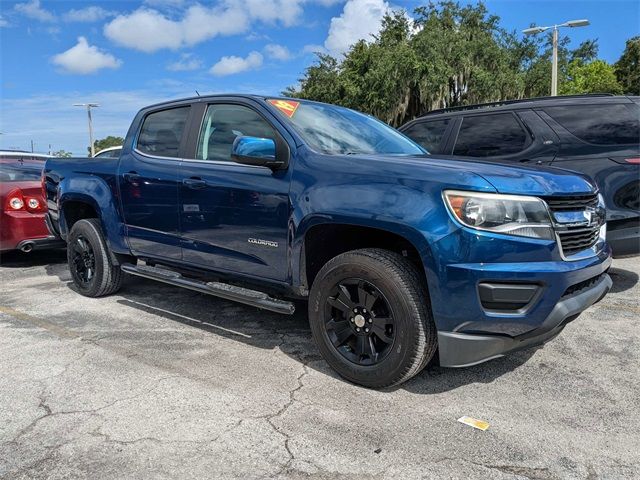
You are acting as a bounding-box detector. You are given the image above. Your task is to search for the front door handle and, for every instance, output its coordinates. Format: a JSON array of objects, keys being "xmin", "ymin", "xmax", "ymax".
[
  {"xmin": 183, "ymin": 177, "xmax": 207, "ymax": 189},
  {"xmin": 123, "ymin": 171, "xmax": 140, "ymax": 183}
]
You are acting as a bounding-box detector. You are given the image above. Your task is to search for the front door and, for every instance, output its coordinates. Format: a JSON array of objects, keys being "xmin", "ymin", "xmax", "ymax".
[
  {"xmin": 178, "ymin": 102, "xmax": 292, "ymax": 281},
  {"xmin": 118, "ymin": 105, "xmax": 190, "ymax": 260}
]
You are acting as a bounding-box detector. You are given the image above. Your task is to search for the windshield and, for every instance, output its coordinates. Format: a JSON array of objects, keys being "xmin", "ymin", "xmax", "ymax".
[{"xmin": 268, "ymin": 99, "xmax": 426, "ymax": 156}]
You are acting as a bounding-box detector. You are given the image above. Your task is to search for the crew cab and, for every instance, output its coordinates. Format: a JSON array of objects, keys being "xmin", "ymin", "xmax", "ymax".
[{"xmin": 44, "ymin": 95, "xmax": 612, "ymax": 388}]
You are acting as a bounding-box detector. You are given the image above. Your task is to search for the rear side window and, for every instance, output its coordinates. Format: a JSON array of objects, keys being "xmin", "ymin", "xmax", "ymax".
[
  {"xmin": 137, "ymin": 107, "xmax": 190, "ymax": 158},
  {"xmin": 402, "ymin": 119, "xmax": 449, "ymax": 153},
  {"xmin": 543, "ymin": 104, "xmax": 639, "ymax": 145},
  {"xmin": 454, "ymin": 113, "xmax": 529, "ymax": 157}
]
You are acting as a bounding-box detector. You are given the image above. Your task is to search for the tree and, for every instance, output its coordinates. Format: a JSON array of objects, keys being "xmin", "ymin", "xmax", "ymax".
[
  {"xmin": 615, "ymin": 36, "xmax": 640, "ymax": 94},
  {"xmin": 52, "ymin": 150, "xmax": 72, "ymax": 158},
  {"xmin": 560, "ymin": 60, "xmax": 623, "ymax": 95},
  {"xmin": 285, "ymin": 1, "xmax": 607, "ymax": 126},
  {"xmin": 88, "ymin": 136, "xmax": 124, "ymax": 156}
]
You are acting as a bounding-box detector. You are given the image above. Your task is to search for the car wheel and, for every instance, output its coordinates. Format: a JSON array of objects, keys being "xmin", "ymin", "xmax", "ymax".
[
  {"xmin": 67, "ymin": 218, "xmax": 123, "ymax": 297},
  {"xmin": 308, "ymin": 248, "xmax": 437, "ymax": 388}
]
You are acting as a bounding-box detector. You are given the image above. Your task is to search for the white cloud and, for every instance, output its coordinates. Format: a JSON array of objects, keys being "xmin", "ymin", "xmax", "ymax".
[
  {"xmin": 104, "ymin": 9, "xmax": 183, "ymax": 52},
  {"xmin": 264, "ymin": 43, "xmax": 292, "ymax": 61},
  {"xmin": 104, "ymin": 6, "xmax": 249, "ymax": 53},
  {"xmin": 242, "ymin": 0, "xmax": 303, "ymax": 27},
  {"xmin": 0, "ymin": 15, "xmax": 8, "ymax": 27},
  {"xmin": 52, "ymin": 37, "xmax": 122, "ymax": 75},
  {"xmin": 143, "ymin": 0, "xmax": 185, "ymax": 7},
  {"xmin": 104, "ymin": 0, "xmax": 327, "ymax": 53},
  {"xmin": 302, "ymin": 43, "xmax": 327, "ymax": 55},
  {"xmin": 324, "ymin": 0, "xmax": 389, "ymax": 56},
  {"xmin": 14, "ymin": 0, "xmax": 55, "ymax": 22},
  {"xmin": 63, "ymin": 6, "xmax": 115, "ymax": 23},
  {"xmin": 167, "ymin": 53, "xmax": 202, "ymax": 71},
  {"xmin": 210, "ymin": 51, "xmax": 263, "ymax": 76}
]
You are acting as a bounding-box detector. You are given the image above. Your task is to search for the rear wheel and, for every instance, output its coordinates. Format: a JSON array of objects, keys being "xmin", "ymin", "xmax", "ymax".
[
  {"xmin": 308, "ymin": 248, "xmax": 437, "ymax": 388},
  {"xmin": 67, "ymin": 218, "xmax": 123, "ymax": 297}
]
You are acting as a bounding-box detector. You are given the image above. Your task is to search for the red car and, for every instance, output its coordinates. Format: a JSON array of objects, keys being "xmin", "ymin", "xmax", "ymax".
[{"xmin": 0, "ymin": 151, "xmax": 64, "ymax": 253}]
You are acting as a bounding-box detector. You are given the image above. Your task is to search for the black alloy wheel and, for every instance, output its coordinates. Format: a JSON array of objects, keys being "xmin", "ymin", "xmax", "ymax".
[
  {"xmin": 308, "ymin": 248, "xmax": 438, "ymax": 388},
  {"xmin": 70, "ymin": 235, "xmax": 96, "ymax": 286},
  {"xmin": 66, "ymin": 218, "xmax": 124, "ymax": 297},
  {"xmin": 324, "ymin": 279, "xmax": 395, "ymax": 366}
]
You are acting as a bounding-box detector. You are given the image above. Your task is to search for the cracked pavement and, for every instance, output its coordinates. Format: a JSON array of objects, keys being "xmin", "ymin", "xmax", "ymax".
[{"xmin": 1, "ymin": 250, "xmax": 639, "ymax": 479}]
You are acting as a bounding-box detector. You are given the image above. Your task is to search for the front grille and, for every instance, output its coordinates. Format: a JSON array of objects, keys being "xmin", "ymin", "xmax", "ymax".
[
  {"xmin": 543, "ymin": 194, "xmax": 598, "ymax": 212},
  {"xmin": 557, "ymin": 226, "xmax": 600, "ymax": 256},
  {"xmin": 542, "ymin": 193, "xmax": 601, "ymax": 257}
]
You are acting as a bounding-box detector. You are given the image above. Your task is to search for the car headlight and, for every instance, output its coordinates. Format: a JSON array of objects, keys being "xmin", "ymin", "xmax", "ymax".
[{"xmin": 443, "ymin": 190, "xmax": 554, "ymax": 240}]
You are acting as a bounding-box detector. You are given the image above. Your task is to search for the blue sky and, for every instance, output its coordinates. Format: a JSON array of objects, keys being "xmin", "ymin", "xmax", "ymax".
[{"xmin": 1, "ymin": 0, "xmax": 638, "ymax": 155}]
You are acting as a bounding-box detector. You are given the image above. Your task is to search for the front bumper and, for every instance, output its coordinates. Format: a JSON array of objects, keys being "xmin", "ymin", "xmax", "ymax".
[{"xmin": 438, "ymin": 272, "xmax": 612, "ymax": 367}]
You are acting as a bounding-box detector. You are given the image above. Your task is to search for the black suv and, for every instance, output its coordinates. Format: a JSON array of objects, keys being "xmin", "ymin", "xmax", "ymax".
[{"xmin": 400, "ymin": 95, "xmax": 640, "ymax": 257}]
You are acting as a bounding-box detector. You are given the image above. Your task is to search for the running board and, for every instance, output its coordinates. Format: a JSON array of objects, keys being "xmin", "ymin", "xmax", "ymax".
[{"xmin": 121, "ymin": 264, "xmax": 295, "ymax": 315}]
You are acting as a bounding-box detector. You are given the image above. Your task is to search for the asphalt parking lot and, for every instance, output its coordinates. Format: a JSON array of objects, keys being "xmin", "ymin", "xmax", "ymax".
[{"xmin": 0, "ymin": 251, "xmax": 638, "ymax": 479}]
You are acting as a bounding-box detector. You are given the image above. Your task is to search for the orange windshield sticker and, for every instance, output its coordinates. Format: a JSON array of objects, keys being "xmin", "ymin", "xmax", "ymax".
[{"xmin": 268, "ymin": 99, "xmax": 300, "ymax": 118}]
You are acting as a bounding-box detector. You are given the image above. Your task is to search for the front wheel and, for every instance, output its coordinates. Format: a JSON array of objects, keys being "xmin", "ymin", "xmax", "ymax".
[
  {"xmin": 67, "ymin": 218, "xmax": 123, "ymax": 297},
  {"xmin": 308, "ymin": 248, "xmax": 437, "ymax": 388}
]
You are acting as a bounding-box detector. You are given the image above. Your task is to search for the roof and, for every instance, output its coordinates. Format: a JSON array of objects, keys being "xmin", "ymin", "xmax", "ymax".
[
  {"xmin": 0, "ymin": 151, "xmax": 51, "ymax": 159},
  {"xmin": 416, "ymin": 94, "xmax": 633, "ymax": 118}
]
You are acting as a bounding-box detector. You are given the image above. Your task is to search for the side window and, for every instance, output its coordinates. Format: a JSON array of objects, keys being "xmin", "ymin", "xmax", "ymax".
[
  {"xmin": 196, "ymin": 104, "xmax": 277, "ymax": 161},
  {"xmin": 543, "ymin": 104, "xmax": 639, "ymax": 145},
  {"xmin": 137, "ymin": 106, "xmax": 190, "ymax": 158},
  {"xmin": 402, "ymin": 119, "xmax": 449, "ymax": 153},
  {"xmin": 454, "ymin": 113, "xmax": 529, "ymax": 157}
]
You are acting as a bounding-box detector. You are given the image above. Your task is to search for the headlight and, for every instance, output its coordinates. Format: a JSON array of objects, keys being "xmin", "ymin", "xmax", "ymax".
[{"xmin": 443, "ymin": 190, "xmax": 554, "ymax": 240}]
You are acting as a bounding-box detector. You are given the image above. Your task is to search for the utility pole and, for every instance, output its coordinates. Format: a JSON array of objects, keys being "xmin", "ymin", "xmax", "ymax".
[
  {"xmin": 31, "ymin": 140, "xmax": 34, "ymax": 152},
  {"xmin": 73, "ymin": 103, "xmax": 100, "ymax": 156},
  {"xmin": 523, "ymin": 19, "xmax": 590, "ymax": 96}
]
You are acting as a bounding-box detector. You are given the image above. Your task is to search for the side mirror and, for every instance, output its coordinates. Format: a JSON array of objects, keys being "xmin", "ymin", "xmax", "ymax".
[{"xmin": 231, "ymin": 136, "xmax": 285, "ymax": 170}]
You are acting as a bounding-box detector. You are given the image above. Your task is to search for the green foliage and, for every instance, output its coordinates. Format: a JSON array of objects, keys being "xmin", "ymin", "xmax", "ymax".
[
  {"xmin": 52, "ymin": 150, "xmax": 72, "ymax": 158},
  {"xmin": 615, "ymin": 36, "xmax": 640, "ymax": 95},
  {"xmin": 560, "ymin": 60, "xmax": 623, "ymax": 95},
  {"xmin": 286, "ymin": 1, "xmax": 626, "ymax": 127},
  {"xmin": 88, "ymin": 136, "xmax": 124, "ymax": 156}
]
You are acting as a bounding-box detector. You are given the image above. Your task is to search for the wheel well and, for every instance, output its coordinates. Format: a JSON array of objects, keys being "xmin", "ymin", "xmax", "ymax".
[
  {"xmin": 62, "ymin": 201, "xmax": 98, "ymax": 231},
  {"xmin": 303, "ymin": 224, "xmax": 425, "ymax": 288}
]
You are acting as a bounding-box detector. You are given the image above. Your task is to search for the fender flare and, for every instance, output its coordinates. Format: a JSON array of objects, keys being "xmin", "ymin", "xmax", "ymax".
[{"xmin": 57, "ymin": 175, "xmax": 128, "ymax": 253}]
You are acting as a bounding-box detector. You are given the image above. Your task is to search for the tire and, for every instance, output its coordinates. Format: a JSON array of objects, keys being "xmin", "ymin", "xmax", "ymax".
[
  {"xmin": 67, "ymin": 218, "xmax": 123, "ymax": 297},
  {"xmin": 308, "ymin": 248, "xmax": 437, "ymax": 388}
]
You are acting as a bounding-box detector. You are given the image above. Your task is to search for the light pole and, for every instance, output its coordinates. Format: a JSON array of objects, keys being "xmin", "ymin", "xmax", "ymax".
[
  {"xmin": 523, "ymin": 19, "xmax": 590, "ymax": 96},
  {"xmin": 73, "ymin": 103, "xmax": 100, "ymax": 156}
]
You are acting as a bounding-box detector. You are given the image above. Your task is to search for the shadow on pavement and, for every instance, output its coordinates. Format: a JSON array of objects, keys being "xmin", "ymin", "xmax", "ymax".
[
  {"xmin": 32, "ymin": 257, "xmax": 536, "ymax": 393},
  {"xmin": 0, "ymin": 249, "xmax": 67, "ymax": 268},
  {"xmin": 608, "ymin": 266, "xmax": 639, "ymax": 294},
  {"xmin": 103, "ymin": 278, "xmax": 532, "ymax": 393}
]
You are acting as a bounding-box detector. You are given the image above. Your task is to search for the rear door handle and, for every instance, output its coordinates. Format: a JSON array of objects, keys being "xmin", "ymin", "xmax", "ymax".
[
  {"xmin": 123, "ymin": 172, "xmax": 140, "ymax": 183},
  {"xmin": 183, "ymin": 177, "xmax": 207, "ymax": 189}
]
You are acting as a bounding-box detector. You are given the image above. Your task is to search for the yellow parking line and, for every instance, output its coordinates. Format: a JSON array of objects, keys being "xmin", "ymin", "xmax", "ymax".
[{"xmin": 0, "ymin": 305, "xmax": 79, "ymax": 339}]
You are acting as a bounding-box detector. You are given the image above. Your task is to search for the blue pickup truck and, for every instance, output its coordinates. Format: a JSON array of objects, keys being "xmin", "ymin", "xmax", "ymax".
[{"xmin": 44, "ymin": 95, "xmax": 612, "ymax": 388}]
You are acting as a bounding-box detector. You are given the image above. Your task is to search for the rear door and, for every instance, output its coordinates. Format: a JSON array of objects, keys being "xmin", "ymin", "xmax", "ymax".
[
  {"xmin": 538, "ymin": 101, "xmax": 640, "ymax": 222},
  {"xmin": 178, "ymin": 99, "xmax": 293, "ymax": 281},
  {"xmin": 448, "ymin": 111, "xmax": 558, "ymax": 164},
  {"xmin": 118, "ymin": 105, "xmax": 191, "ymax": 260}
]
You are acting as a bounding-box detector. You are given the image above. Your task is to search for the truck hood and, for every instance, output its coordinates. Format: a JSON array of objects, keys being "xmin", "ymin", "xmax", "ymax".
[{"xmin": 370, "ymin": 154, "xmax": 598, "ymax": 197}]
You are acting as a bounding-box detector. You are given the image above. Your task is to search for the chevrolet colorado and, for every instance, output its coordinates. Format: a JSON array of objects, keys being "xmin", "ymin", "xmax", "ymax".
[{"xmin": 44, "ymin": 95, "xmax": 612, "ymax": 388}]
